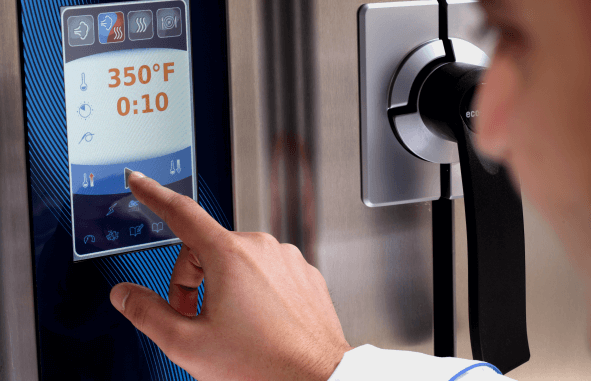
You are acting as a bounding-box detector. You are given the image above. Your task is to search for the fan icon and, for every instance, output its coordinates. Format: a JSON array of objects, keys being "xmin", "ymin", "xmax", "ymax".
[{"xmin": 106, "ymin": 231, "xmax": 119, "ymax": 241}]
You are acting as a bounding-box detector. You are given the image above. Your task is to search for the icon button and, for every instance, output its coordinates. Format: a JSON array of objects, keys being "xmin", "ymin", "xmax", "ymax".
[
  {"xmin": 157, "ymin": 8, "xmax": 182, "ymax": 38},
  {"xmin": 106, "ymin": 230, "xmax": 119, "ymax": 241},
  {"xmin": 98, "ymin": 12, "xmax": 125, "ymax": 44},
  {"xmin": 130, "ymin": 224, "xmax": 144, "ymax": 237},
  {"xmin": 78, "ymin": 102, "xmax": 92, "ymax": 119},
  {"xmin": 152, "ymin": 222, "xmax": 164, "ymax": 233},
  {"xmin": 80, "ymin": 73, "xmax": 88, "ymax": 91},
  {"xmin": 68, "ymin": 15, "xmax": 95, "ymax": 47},
  {"xmin": 79, "ymin": 132, "xmax": 94, "ymax": 144},
  {"xmin": 106, "ymin": 202, "xmax": 117, "ymax": 216},
  {"xmin": 124, "ymin": 167, "xmax": 133, "ymax": 189},
  {"xmin": 83, "ymin": 173, "xmax": 89, "ymax": 188},
  {"xmin": 129, "ymin": 200, "xmax": 140, "ymax": 212},
  {"xmin": 128, "ymin": 10, "xmax": 154, "ymax": 41}
]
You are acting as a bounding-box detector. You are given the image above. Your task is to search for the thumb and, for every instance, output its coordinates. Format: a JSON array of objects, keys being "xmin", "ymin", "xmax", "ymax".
[{"xmin": 110, "ymin": 282, "xmax": 193, "ymax": 355}]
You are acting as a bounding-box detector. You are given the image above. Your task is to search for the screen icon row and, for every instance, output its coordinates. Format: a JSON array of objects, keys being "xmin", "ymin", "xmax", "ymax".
[{"xmin": 67, "ymin": 8, "xmax": 182, "ymax": 48}]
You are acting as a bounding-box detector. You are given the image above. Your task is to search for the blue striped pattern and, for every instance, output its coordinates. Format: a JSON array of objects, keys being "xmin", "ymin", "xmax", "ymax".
[{"xmin": 22, "ymin": 1, "xmax": 232, "ymax": 379}]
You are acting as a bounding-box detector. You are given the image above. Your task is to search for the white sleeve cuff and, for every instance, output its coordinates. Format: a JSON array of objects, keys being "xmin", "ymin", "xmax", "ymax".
[{"xmin": 327, "ymin": 345, "xmax": 515, "ymax": 381}]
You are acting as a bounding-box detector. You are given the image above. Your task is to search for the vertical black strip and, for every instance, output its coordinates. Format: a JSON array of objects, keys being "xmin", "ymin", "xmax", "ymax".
[
  {"xmin": 433, "ymin": 164, "xmax": 456, "ymax": 357},
  {"xmin": 438, "ymin": 0, "xmax": 448, "ymax": 40},
  {"xmin": 438, "ymin": 0, "xmax": 456, "ymax": 61}
]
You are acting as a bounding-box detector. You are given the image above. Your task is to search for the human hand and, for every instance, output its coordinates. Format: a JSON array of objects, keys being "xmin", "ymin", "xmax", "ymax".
[{"xmin": 109, "ymin": 172, "xmax": 352, "ymax": 381}]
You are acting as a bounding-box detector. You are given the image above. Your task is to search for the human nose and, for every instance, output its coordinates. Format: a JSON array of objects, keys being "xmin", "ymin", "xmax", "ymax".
[{"xmin": 473, "ymin": 54, "xmax": 517, "ymax": 162}]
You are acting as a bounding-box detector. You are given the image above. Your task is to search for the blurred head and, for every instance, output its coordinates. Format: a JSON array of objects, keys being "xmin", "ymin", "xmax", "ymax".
[{"xmin": 474, "ymin": 0, "xmax": 591, "ymax": 281}]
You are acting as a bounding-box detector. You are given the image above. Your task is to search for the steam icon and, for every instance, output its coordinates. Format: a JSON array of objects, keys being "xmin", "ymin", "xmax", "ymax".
[
  {"xmin": 73, "ymin": 21, "xmax": 89, "ymax": 40},
  {"xmin": 100, "ymin": 15, "xmax": 113, "ymax": 31}
]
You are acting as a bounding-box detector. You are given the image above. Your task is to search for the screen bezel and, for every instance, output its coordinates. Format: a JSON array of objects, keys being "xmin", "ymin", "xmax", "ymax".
[{"xmin": 60, "ymin": 0, "xmax": 198, "ymax": 261}]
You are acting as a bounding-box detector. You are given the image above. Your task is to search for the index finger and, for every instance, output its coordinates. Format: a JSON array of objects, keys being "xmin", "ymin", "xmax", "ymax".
[{"xmin": 128, "ymin": 171, "xmax": 230, "ymax": 266}]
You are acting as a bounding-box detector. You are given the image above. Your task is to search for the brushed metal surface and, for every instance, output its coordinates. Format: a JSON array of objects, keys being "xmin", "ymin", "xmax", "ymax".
[
  {"xmin": 359, "ymin": 1, "xmax": 442, "ymax": 207},
  {"xmin": 359, "ymin": 1, "xmax": 493, "ymax": 206},
  {"xmin": 388, "ymin": 38, "xmax": 488, "ymax": 165},
  {"xmin": 228, "ymin": 0, "xmax": 434, "ymax": 353},
  {"xmin": 228, "ymin": 0, "xmax": 591, "ymax": 378},
  {"xmin": 0, "ymin": 0, "xmax": 40, "ymax": 380},
  {"xmin": 388, "ymin": 39, "xmax": 446, "ymax": 109}
]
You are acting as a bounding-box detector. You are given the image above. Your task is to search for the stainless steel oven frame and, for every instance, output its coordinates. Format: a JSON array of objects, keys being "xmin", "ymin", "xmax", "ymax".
[{"xmin": 0, "ymin": 0, "xmax": 39, "ymax": 380}]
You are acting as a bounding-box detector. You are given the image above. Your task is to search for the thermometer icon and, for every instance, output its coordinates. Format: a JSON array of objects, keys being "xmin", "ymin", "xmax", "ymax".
[{"xmin": 80, "ymin": 73, "xmax": 88, "ymax": 91}]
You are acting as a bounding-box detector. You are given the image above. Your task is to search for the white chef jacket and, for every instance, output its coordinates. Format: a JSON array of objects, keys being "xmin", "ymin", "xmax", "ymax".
[{"xmin": 328, "ymin": 345, "xmax": 516, "ymax": 381}]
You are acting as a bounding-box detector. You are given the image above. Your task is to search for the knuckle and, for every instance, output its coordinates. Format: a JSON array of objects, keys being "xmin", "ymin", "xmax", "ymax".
[
  {"xmin": 256, "ymin": 232, "xmax": 278, "ymax": 244},
  {"xmin": 218, "ymin": 231, "xmax": 243, "ymax": 255},
  {"xmin": 309, "ymin": 265, "xmax": 326, "ymax": 283},
  {"xmin": 282, "ymin": 243, "xmax": 303, "ymax": 257}
]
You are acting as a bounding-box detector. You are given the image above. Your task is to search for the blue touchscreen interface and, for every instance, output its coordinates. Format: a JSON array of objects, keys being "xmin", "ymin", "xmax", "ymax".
[{"xmin": 61, "ymin": 0, "xmax": 196, "ymax": 261}]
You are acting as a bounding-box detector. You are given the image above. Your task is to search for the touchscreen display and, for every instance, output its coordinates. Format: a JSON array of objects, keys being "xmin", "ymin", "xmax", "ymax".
[{"xmin": 61, "ymin": 0, "xmax": 196, "ymax": 261}]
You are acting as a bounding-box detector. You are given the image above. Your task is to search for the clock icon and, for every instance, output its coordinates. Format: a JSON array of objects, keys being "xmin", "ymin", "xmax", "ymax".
[{"xmin": 78, "ymin": 102, "xmax": 93, "ymax": 119}]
